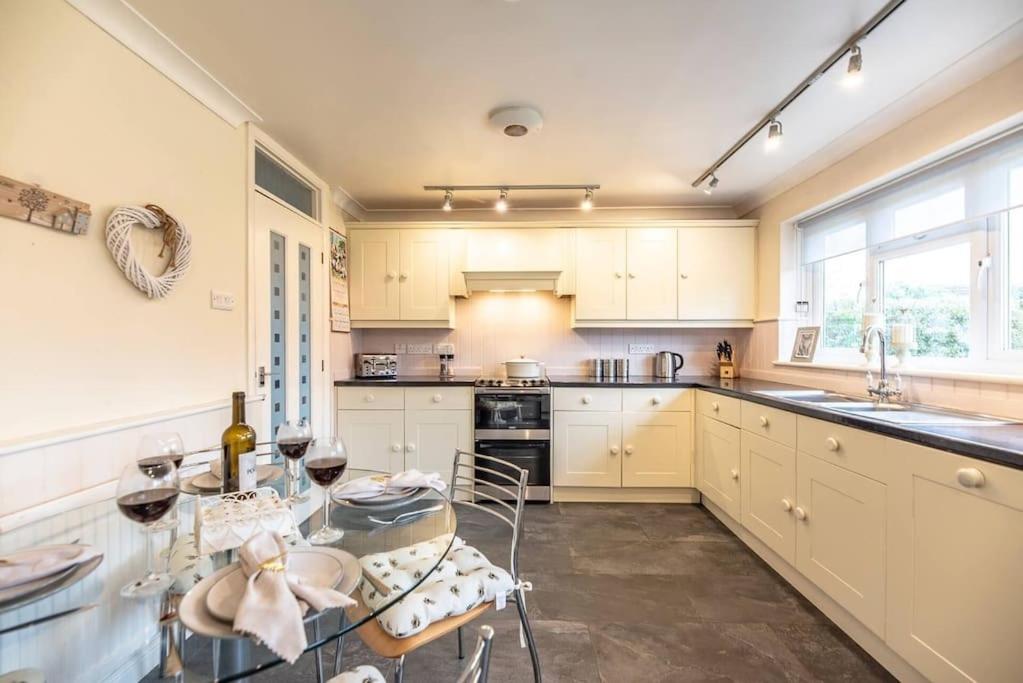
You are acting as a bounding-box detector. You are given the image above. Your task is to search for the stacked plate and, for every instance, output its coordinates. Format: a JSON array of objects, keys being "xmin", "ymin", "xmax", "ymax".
[
  {"xmin": 332, "ymin": 475, "xmax": 431, "ymax": 511},
  {"xmin": 0, "ymin": 544, "xmax": 104, "ymax": 614},
  {"xmin": 178, "ymin": 547, "xmax": 361, "ymax": 638}
]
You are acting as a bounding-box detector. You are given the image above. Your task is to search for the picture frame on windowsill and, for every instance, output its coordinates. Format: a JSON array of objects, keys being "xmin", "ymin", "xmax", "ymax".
[{"xmin": 790, "ymin": 326, "xmax": 820, "ymax": 363}]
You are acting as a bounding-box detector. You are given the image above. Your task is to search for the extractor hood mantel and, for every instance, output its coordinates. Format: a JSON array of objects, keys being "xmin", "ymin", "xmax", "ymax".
[{"xmin": 461, "ymin": 270, "xmax": 562, "ymax": 294}]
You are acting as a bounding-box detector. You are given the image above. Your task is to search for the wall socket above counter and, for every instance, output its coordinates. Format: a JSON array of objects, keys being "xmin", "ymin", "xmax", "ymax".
[{"xmin": 392, "ymin": 343, "xmax": 438, "ymax": 354}]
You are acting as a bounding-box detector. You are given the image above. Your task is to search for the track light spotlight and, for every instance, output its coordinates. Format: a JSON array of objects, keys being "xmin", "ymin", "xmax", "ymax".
[
  {"xmin": 581, "ymin": 188, "xmax": 594, "ymax": 211},
  {"xmin": 843, "ymin": 45, "xmax": 863, "ymax": 87},
  {"xmin": 442, "ymin": 190, "xmax": 453, "ymax": 212},
  {"xmin": 765, "ymin": 119, "xmax": 783, "ymax": 152},
  {"xmin": 703, "ymin": 175, "xmax": 719, "ymax": 195},
  {"xmin": 495, "ymin": 189, "xmax": 509, "ymax": 213}
]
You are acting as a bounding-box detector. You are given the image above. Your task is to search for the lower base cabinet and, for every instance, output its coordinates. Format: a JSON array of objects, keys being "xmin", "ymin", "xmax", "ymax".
[
  {"xmin": 740, "ymin": 432, "xmax": 796, "ymax": 564},
  {"xmin": 339, "ymin": 409, "xmax": 405, "ymax": 473},
  {"xmin": 622, "ymin": 411, "xmax": 692, "ymax": 487},
  {"xmin": 695, "ymin": 415, "xmax": 741, "ymax": 518},
  {"xmin": 887, "ymin": 441, "xmax": 1023, "ymax": 683},
  {"xmin": 403, "ymin": 409, "xmax": 472, "ymax": 475},
  {"xmin": 553, "ymin": 411, "xmax": 622, "ymax": 487}
]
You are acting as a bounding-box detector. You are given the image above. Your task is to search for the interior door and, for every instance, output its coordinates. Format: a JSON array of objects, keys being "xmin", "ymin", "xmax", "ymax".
[
  {"xmin": 575, "ymin": 228, "xmax": 626, "ymax": 320},
  {"xmin": 253, "ymin": 192, "xmax": 327, "ymax": 453},
  {"xmin": 399, "ymin": 230, "xmax": 449, "ymax": 320},
  {"xmin": 626, "ymin": 228, "xmax": 676, "ymax": 320},
  {"xmin": 622, "ymin": 411, "xmax": 691, "ymax": 487},
  {"xmin": 349, "ymin": 229, "xmax": 400, "ymax": 320},
  {"xmin": 678, "ymin": 227, "xmax": 754, "ymax": 320}
]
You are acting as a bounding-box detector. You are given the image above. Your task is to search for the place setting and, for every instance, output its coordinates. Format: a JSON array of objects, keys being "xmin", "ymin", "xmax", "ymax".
[{"xmin": 0, "ymin": 541, "xmax": 104, "ymax": 623}]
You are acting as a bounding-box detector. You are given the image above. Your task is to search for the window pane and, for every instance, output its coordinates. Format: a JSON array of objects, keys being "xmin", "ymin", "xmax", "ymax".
[
  {"xmin": 821, "ymin": 250, "xmax": 864, "ymax": 350},
  {"xmin": 1009, "ymin": 167, "xmax": 1023, "ymax": 350},
  {"xmin": 892, "ymin": 187, "xmax": 965, "ymax": 238},
  {"xmin": 883, "ymin": 242, "xmax": 971, "ymax": 358},
  {"xmin": 255, "ymin": 148, "xmax": 316, "ymax": 218}
]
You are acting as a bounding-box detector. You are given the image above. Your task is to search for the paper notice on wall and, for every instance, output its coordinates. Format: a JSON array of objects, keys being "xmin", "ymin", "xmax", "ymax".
[{"xmin": 330, "ymin": 229, "xmax": 351, "ymax": 333}]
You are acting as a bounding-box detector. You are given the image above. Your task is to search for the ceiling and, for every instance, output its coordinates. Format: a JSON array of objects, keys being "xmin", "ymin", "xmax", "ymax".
[{"xmin": 128, "ymin": 0, "xmax": 1023, "ymax": 214}]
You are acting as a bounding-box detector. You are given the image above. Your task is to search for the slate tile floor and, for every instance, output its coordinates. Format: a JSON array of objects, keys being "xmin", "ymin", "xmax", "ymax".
[{"xmin": 172, "ymin": 503, "xmax": 894, "ymax": 682}]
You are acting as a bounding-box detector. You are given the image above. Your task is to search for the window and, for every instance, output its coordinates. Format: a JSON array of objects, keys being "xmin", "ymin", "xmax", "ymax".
[
  {"xmin": 255, "ymin": 147, "xmax": 318, "ymax": 219},
  {"xmin": 798, "ymin": 130, "xmax": 1023, "ymax": 370}
]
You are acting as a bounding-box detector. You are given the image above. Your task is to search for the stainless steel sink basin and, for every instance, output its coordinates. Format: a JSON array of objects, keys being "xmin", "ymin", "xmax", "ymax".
[
  {"xmin": 752, "ymin": 389, "xmax": 863, "ymax": 403},
  {"xmin": 753, "ymin": 389, "xmax": 1011, "ymax": 426}
]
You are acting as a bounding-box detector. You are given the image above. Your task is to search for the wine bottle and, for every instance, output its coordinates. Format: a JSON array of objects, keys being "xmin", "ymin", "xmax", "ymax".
[{"xmin": 221, "ymin": 391, "xmax": 257, "ymax": 493}]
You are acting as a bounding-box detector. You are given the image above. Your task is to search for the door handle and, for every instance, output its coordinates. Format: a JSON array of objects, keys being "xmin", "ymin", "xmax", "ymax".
[
  {"xmin": 794, "ymin": 507, "xmax": 808, "ymax": 521},
  {"xmin": 730, "ymin": 468, "xmax": 739, "ymax": 480},
  {"xmin": 781, "ymin": 498, "xmax": 793, "ymax": 511},
  {"xmin": 406, "ymin": 443, "xmax": 416, "ymax": 453},
  {"xmin": 386, "ymin": 271, "xmax": 397, "ymax": 280},
  {"xmin": 609, "ymin": 445, "xmax": 620, "ymax": 456},
  {"xmin": 257, "ymin": 366, "xmax": 280, "ymax": 387},
  {"xmin": 391, "ymin": 443, "xmax": 402, "ymax": 453},
  {"xmin": 624, "ymin": 445, "xmax": 634, "ymax": 455},
  {"xmin": 432, "ymin": 393, "xmax": 443, "ymax": 403}
]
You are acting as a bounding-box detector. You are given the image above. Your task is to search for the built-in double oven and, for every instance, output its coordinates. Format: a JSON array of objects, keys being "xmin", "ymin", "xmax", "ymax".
[{"xmin": 473, "ymin": 383, "xmax": 551, "ymax": 501}]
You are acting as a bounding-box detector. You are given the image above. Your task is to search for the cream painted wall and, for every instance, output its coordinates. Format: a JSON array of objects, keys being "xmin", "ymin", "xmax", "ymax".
[{"xmin": 0, "ymin": 0, "xmax": 247, "ymax": 442}]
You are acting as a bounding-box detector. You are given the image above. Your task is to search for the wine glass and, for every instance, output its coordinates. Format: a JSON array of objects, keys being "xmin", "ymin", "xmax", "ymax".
[
  {"xmin": 305, "ymin": 437, "xmax": 348, "ymax": 545},
  {"xmin": 137, "ymin": 432, "xmax": 185, "ymax": 532},
  {"xmin": 117, "ymin": 460, "xmax": 180, "ymax": 598},
  {"xmin": 276, "ymin": 419, "xmax": 313, "ymax": 504}
]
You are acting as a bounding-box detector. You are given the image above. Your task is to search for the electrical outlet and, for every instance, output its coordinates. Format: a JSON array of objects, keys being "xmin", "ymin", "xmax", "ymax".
[
  {"xmin": 395, "ymin": 344, "xmax": 407, "ymax": 354},
  {"xmin": 210, "ymin": 290, "xmax": 235, "ymax": 311},
  {"xmin": 629, "ymin": 343, "xmax": 655, "ymax": 354},
  {"xmin": 407, "ymin": 343, "xmax": 434, "ymax": 354}
]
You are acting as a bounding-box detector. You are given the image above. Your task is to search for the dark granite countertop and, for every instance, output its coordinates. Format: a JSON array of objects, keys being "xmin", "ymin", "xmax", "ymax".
[
  {"xmin": 549, "ymin": 375, "xmax": 1023, "ymax": 470},
  {"xmin": 335, "ymin": 376, "xmax": 477, "ymax": 387}
]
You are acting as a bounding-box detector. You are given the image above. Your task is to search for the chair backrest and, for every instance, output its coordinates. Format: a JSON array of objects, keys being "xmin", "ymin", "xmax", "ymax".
[
  {"xmin": 449, "ymin": 450, "xmax": 529, "ymax": 580},
  {"xmin": 454, "ymin": 625, "xmax": 495, "ymax": 683}
]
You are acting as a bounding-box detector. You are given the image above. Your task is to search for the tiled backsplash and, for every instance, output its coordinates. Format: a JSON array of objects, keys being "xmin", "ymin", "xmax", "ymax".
[{"xmin": 352, "ymin": 292, "xmax": 751, "ymax": 378}]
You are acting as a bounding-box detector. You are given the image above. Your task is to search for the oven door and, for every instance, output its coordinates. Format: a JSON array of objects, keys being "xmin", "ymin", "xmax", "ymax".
[
  {"xmin": 474, "ymin": 392, "xmax": 550, "ymax": 432},
  {"xmin": 474, "ymin": 438, "xmax": 551, "ymax": 502}
]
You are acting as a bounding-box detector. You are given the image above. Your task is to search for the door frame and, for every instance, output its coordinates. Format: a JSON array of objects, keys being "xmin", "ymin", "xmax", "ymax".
[{"xmin": 245, "ymin": 124, "xmax": 334, "ymax": 438}]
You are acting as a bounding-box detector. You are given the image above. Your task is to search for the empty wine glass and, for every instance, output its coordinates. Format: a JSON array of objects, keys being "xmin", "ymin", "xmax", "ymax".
[
  {"xmin": 305, "ymin": 437, "xmax": 348, "ymax": 545},
  {"xmin": 276, "ymin": 419, "xmax": 313, "ymax": 504},
  {"xmin": 117, "ymin": 460, "xmax": 180, "ymax": 598},
  {"xmin": 137, "ymin": 432, "xmax": 185, "ymax": 533}
]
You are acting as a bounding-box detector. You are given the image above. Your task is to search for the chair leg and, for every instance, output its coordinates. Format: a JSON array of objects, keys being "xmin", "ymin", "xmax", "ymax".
[
  {"xmin": 457, "ymin": 625, "xmax": 464, "ymax": 659},
  {"xmin": 515, "ymin": 589, "xmax": 542, "ymax": 683},
  {"xmin": 313, "ymin": 616, "xmax": 325, "ymax": 683},
  {"xmin": 393, "ymin": 654, "xmax": 406, "ymax": 683},
  {"xmin": 333, "ymin": 610, "xmax": 347, "ymax": 675}
]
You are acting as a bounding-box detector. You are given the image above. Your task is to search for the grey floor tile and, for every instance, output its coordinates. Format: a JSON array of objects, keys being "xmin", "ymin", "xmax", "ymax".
[{"xmin": 769, "ymin": 623, "xmax": 895, "ymax": 682}]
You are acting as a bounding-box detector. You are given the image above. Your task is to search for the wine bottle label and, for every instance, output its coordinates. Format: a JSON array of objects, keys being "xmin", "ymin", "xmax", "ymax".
[{"xmin": 238, "ymin": 451, "xmax": 258, "ymax": 491}]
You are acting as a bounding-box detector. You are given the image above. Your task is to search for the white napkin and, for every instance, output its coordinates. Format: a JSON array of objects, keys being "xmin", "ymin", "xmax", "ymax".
[
  {"xmin": 233, "ymin": 531, "xmax": 354, "ymax": 664},
  {"xmin": 0, "ymin": 544, "xmax": 101, "ymax": 591},
  {"xmin": 332, "ymin": 470, "xmax": 447, "ymax": 501}
]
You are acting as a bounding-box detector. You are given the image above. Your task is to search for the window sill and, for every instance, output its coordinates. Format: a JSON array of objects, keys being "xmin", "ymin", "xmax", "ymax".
[{"xmin": 772, "ymin": 360, "xmax": 1023, "ymax": 386}]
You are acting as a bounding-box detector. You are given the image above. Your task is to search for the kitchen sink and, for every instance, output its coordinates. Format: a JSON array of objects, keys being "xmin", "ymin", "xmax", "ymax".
[
  {"xmin": 752, "ymin": 389, "xmax": 863, "ymax": 403},
  {"xmin": 753, "ymin": 389, "xmax": 1010, "ymax": 426}
]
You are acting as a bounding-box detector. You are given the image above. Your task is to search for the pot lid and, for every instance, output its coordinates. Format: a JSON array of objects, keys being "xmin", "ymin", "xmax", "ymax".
[{"xmin": 503, "ymin": 356, "xmax": 540, "ymax": 364}]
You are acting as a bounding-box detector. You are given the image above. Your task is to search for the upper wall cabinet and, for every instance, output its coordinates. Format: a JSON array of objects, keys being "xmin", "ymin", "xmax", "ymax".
[
  {"xmin": 350, "ymin": 229, "xmax": 453, "ymax": 328},
  {"xmin": 678, "ymin": 226, "xmax": 755, "ymax": 323},
  {"xmin": 626, "ymin": 228, "xmax": 677, "ymax": 320},
  {"xmin": 574, "ymin": 228, "xmax": 627, "ymax": 320}
]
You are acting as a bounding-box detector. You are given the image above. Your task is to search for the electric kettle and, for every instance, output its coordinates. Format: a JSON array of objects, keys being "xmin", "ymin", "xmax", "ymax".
[{"xmin": 654, "ymin": 351, "xmax": 684, "ymax": 379}]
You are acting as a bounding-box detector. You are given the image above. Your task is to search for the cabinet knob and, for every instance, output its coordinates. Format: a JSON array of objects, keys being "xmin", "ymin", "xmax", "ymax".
[
  {"xmin": 825, "ymin": 437, "xmax": 840, "ymax": 452},
  {"xmin": 956, "ymin": 467, "xmax": 985, "ymax": 488},
  {"xmin": 610, "ymin": 445, "xmax": 620, "ymax": 455},
  {"xmin": 386, "ymin": 271, "xmax": 397, "ymax": 280},
  {"xmin": 432, "ymin": 393, "xmax": 443, "ymax": 403},
  {"xmin": 582, "ymin": 395, "xmax": 592, "ymax": 404},
  {"xmin": 730, "ymin": 468, "xmax": 739, "ymax": 480},
  {"xmin": 406, "ymin": 443, "xmax": 416, "ymax": 453},
  {"xmin": 794, "ymin": 506, "xmax": 808, "ymax": 521},
  {"xmin": 399, "ymin": 272, "xmax": 408, "ymax": 281},
  {"xmin": 628, "ymin": 272, "xmax": 636, "ymax": 279},
  {"xmin": 759, "ymin": 415, "xmax": 769, "ymax": 427},
  {"xmin": 365, "ymin": 394, "xmax": 375, "ymax": 403},
  {"xmin": 781, "ymin": 498, "xmax": 793, "ymax": 511},
  {"xmin": 652, "ymin": 396, "xmax": 662, "ymax": 405},
  {"xmin": 711, "ymin": 401, "xmax": 720, "ymax": 412},
  {"xmin": 614, "ymin": 272, "xmax": 623, "ymax": 279},
  {"xmin": 680, "ymin": 273, "xmax": 689, "ymax": 279},
  {"xmin": 624, "ymin": 445, "xmax": 634, "ymax": 455},
  {"xmin": 391, "ymin": 443, "xmax": 402, "ymax": 453}
]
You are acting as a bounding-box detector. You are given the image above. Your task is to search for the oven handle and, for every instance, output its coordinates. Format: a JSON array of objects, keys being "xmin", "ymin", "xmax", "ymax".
[{"xmin": 473, "ymin": 429, "xmax": 550, "ymax": 441}]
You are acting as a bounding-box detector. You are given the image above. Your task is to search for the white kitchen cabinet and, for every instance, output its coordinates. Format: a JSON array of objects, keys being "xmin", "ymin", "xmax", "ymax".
[
  {"xmin": 349, "ymin": 229, "xmax": 400, "ymax": 321},
  {"xmin": 887, "ymin": 441, "xmax": 1023, "ymax": 683},
  {"xmin": 404, "ymin": 408, "xmax": 472, "ymax": 475},
  {"xmin": 677, "ymin": 226, "xmax": 754, "ymax": 322},
  {"xmin": 338, "ymin": 409, "xmax": 405, "ymax": 473},
  {"xmin": 695, "ymin": 414, "xmax": 742, "ymax": 519},
  {"xmin": 399, "ymin": 229, "xmax": 450, "ymax": 321},
  {"xmin": 622, "ymin": 411, "xmax": 691, "ymax": 487},
  {"xmin": 574, "ymin": 228, "xmax": 627, "ymax": 320},
  {"xmin": 740, "ymin": 431, "xmax": 796, "ymax": 564},
  {"xmin": 795, "ymin": 451, "xmax": 887, "ymax": 637},
  {"xmin": 553, "ymin": 411, "xmax": 622, "ymax": 487},
  {"xmin": 626, "ymin": 228, "xmax": 677, "ymax": 320}
]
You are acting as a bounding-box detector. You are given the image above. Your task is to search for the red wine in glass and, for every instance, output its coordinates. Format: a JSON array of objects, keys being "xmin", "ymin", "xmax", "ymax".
[
  {"xmin": 137, "ymin": 454, "xmax": 185, "ymax": 474},
  {"xmin": 117, "ymin": 488, "xmax": 180, "ymax": 524},
  {"xmin": 278, "ymin": 438, "xmax": 311, "ymax": 460},
  {"xmin": 305, "ymin": 457, "xmax": 348, "ymax": 486}
]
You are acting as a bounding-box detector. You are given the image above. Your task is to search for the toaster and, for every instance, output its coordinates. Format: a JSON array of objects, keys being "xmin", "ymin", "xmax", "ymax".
[{"xmin": 355, "ymin": 353, "xmax": 398, "ymax": 378}]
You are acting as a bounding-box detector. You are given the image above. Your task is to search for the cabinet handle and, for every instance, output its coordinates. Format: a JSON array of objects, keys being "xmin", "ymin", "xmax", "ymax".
[
  {"xmin": 399, "ymin": 272, "xmax": 408, "ymax": 281},
  {"xmin": 628, "ymin": 273, "xmax": 636, "ymax": 279},
  {"xmin": 582, "ymin": 395, "xmax": 592, "ymax": 404},
  {"xmin": 826, "ymin": 437, "xmax": 839, "ymax": 452},
  {"xmin": 956, "ymin": 467, "xmax": 985, "ymax": 488},
  {"xmin": 794, "ymin": 506, "xmax": 808, "ymax": 521},
  {"xmin": 386, "ymin": 271, "xmax": 397, "ymax": 280},
  {"xmin": 610, "ymin": 445, "xmax": 620, "ymax": 455},
  {"xmin": 711, "ymin": 401, "xmax": 720, "ymax": 412},
  {"xmin": 624, "ymin": 445, "xmax": 634, "ymax": 455},
  {"xmin": 759, "ymin": 415, "xmax": 769, "ymax": 427},
  {"xmin": 406, "ymin": 443, "xmax": 416, "ymax": 453},
  {"xmin": 614, "ymin": 272, "xmax": 623, "ymax": 279},
  {"xmin": 432, "ymin": 393, "xmax": 443, "ymax": 403},
  {"xmin": 781, "ymin": 498, "xmax": 793, "ymax": 512},
  {"xmin": 391, "ymin": 443, "xmax": 402, "ymax": 453},
  {"xmin": 680, "ymin": 273, "xmax": 689, "ymax": 279},
  {"xmin": 730, "ymin": 468, "xmax": 739, "ymax": 481},
  {"xmin": 365, "ymin": 394, "xmax": 375, "ymax": 403},
  {"xmin": 651, "ymin": 396, "xmax": 662, "ymax": 405}
]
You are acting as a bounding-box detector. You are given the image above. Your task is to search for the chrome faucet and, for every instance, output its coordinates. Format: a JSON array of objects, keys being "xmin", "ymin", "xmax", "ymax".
[{"xmin": 861, "ymin": 325, "xmax": 902, "ymax": 402}]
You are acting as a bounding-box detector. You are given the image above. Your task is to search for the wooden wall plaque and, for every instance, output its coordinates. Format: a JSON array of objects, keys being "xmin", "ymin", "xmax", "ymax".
[{"xmin": 1, "ymin": 174, "xmax": 91, "ymax": 235}]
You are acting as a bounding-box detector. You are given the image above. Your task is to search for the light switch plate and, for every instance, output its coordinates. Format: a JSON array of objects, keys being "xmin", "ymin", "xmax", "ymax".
[
  {"xmin": 629, "ymin": 343, "xmax": 655, "ymax": 354},
  {"xmin": 407, "ymin": 343, "xmax": 434, "ymax": 354},
  {"xmin": 210, "ymin": 290, "xmax": 235, "ymax": 311},
  {"xmin": 395, "ymin": 344, "xmax": 407, "ymax": 354}
]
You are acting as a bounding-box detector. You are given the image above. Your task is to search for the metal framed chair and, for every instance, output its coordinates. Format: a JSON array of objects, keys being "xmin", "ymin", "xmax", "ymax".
[{"xmin": 340, "ymin": 450, "xmax": 541, "ymax": 683}]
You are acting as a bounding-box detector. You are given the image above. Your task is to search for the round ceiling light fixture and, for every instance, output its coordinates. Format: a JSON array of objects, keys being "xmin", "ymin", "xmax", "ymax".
[{"xmin": 489, "ymin": 106, "xmax": 544, "ymax": 137}]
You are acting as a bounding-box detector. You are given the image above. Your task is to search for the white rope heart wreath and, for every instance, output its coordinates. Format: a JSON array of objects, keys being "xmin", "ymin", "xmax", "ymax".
[{"xmin": 105, "ymin": 205, "xmax": 192, "ymax": 299}]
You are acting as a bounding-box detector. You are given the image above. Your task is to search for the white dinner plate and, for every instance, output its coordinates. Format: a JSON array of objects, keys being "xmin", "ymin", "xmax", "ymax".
[
  {"xmin": 179, "ymin": 547, "xmax": 361, "ymax": 638},
  {"xmin": 186, "ymin": 465, "xmax": 284, "ymax": 492},
  {"xmin": 333, "ymin": 486, "xmax": 431, "ymax": 510},
  {"xmin": 205, "ymin": 551, "xmax": 346, "ymax": 623}
]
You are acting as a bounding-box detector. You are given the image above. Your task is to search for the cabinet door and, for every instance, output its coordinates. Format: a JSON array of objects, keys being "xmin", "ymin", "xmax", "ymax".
[
  {"xmin": 338, "ymin": 409, "xmax": 404, "ymax": 473},
  {"xmin": 695, "ymin": 415, "xmax": 741, "ymax": 519},
  {"xmin": 553, "ymin": 411, "xmax": 622, "ymax": 487},
  {"xmin": 622, "ymin": 411, "xmax": 691, "ymax": 487},
  {"xmin": 677, "ymin": 226, "xmax": 754, "ymax": 321},
  {"xmin": 626, "ymin": 228, "xmax": 677, "ymax": 320},
  {"xmin": 349, "ymin": 229, "xmax": 400, "ymax": 320},
  {"xmin": 795, "ymin": 451, "xmax": 886, "ymax": 636},
  {"xmin": 888, "ymin": 441, "xmax": 1023, "ymax": 683},
  {"xmin": 404, "ymin": 409, "xmax": 472, "ymax": 476},
  {"xmin": 575, "ymin": 229, "xmax": 626, "ymax": 320},
  {"xmin": 399, "ymin": 230, "xmax": 450, "ymax": 320},
  {"xmin": 740, "ymin": 432, "xmax": 796, "ymax": 564}
]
